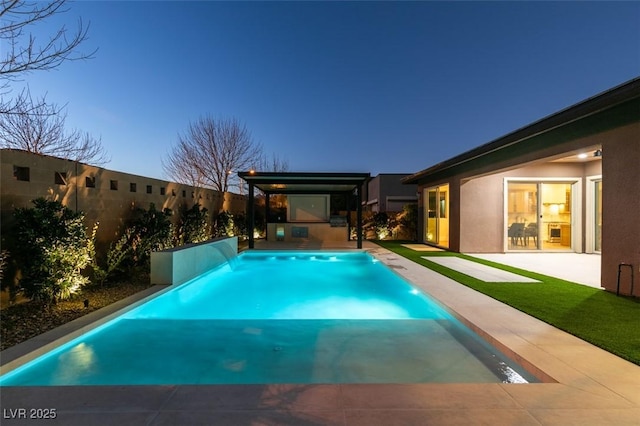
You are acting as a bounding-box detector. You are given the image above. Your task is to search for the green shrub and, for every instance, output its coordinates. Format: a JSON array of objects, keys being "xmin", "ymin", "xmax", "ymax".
[
  {"xmin": 365, "ymin": 211, "xmax": 392, "ymax": 239},
  {"xmin": 233, "ymin": 212, "xmax": 248, "ymax": 240},
  {"xmin": 176, "ymin": 203, "xmax": 210, "ymax": 245},
  {"xmin": 127, "ymin": 203, "xmax": 174, "ymax": 264},
  {"xmin": 0, "ymin": 250, "xmax": 9, "ymax": 287},
  {"xmin": 12, "ymin": 198, "xmax": 95, "ymax": 303},
  {"xmin": 215, "ymin": 211, "xmax": 235, "ymax": 237},
  {"xmin": 396, "ymin": 203, "xmax": 418, "ymax": 241},
  {"xmin": 98, "ymin": 204, "xmax": 173, "ymax": 282}
]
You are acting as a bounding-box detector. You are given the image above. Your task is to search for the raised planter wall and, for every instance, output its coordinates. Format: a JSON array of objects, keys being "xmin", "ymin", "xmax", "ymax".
[{"xmin": 150, "ymin": 237, "xmax": 238, "ymax": 285}]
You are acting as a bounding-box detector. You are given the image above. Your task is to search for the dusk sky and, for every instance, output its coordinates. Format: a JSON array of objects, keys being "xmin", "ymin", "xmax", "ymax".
[{"xmin": 16, "ymin": 1, "xmax": 640, "ymax": 181}]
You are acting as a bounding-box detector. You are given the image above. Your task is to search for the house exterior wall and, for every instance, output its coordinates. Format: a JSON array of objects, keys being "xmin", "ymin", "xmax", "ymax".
[
  {"xmin": 601, "ymin": 124, "xmax": 640, "ymax": 294},
  {"xmin": 458, "ymin": 161, "xmax": 601, "ymax": 253},
  {"xmin": 410, "ymin": 119, "xmax": 637, "ymax": 295},
  {"xmin": 405, "ymin": 77, "xmax": 639, "ymax": 297},
  {"xmin": 1, "ymin": 150, "xmax": 246, "ymax": 248},
  {"xmin": 459, "ymin": 174, "xmax": 504, "ymax": 252},
  {"xmin": 366, "ymin": 174, "xmax": 417, "ymax": 212},
  {"xmin": 365, "ymin": 175, "xmax": 380, "ymax": 211}
]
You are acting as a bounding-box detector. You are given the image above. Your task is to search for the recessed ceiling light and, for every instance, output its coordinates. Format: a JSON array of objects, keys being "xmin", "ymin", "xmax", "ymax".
[{"xmin": 577, "ymin": 153, "xmax": 588, "ymax": 159}]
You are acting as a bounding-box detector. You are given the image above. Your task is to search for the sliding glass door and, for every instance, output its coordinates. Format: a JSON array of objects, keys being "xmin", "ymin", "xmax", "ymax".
[
  {"xmin": 592, "ymin": 179, "xmax": 602, "ymax": 252},
  {"xmin": 506, "ymin": 182, "xmax": 538, "ymax": 250},
  {"xmin": 506, "ymin": 180, "xmax": 574, "ymax": 251}
]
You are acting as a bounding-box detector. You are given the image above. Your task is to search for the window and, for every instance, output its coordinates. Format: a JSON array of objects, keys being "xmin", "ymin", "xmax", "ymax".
[
  {"xmin": 110, "ymin": 180, "xmax": 118, "ymax": 190},
  {"xmin": 171, "ymin": 189, "xmax": 176, "ymax": 196},
  {"xmin": 146, "ymin": 185, "xmax": 152, "ymax": 194},
  {"xmin": 182, "ymin": 190, "xmax": 186, "ymax": 197},
  {"xmin": 85, "ymin": 176, "xmax": 96, "ymax": 188},
  {"xmin": 130, "ymin": 183, "xmax": 137, "ymax": 192},
  {"xmin": 55, "ymin": 172, "xmax": 67, "ymax": 185},
  {"xmin": 13, "ymin": 166, "xmax": 30, "ymax": 181},
  {"xmin": 160, "ymin": 187, "xmax": 166, "ymax": 195}
]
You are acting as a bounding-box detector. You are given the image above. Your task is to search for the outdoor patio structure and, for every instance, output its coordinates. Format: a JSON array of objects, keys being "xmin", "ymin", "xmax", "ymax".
[{"xmin": 238, "ymin": 171, "xmax": 371, "ymax": 249}]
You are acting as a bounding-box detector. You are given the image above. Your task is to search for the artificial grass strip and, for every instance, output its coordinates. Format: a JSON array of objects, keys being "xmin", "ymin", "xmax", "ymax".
[{"xmin": 374, "ymin": 240, "xmax": 640, "ymax": 366}]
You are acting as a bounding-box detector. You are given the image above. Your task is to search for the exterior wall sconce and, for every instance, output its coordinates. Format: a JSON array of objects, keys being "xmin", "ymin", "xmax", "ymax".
[{"xmin": 594, "ymin": 149, "xmax": 602, "ymax": 157}]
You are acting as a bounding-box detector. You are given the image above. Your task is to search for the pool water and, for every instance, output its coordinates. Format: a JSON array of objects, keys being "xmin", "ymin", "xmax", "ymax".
[{"xmin": 0, "ymin": 251, "xmax": 538, "ymax": 386}]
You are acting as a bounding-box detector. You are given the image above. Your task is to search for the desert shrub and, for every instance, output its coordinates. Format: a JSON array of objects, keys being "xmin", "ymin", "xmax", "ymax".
[{"xmin": 12, "ymin": 198, "xmax": 95, "ymax": 303}]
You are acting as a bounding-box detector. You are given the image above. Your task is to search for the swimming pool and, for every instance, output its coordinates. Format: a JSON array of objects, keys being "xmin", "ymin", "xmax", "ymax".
[{"xmin": 0, "ymin": 251, "xmax": 538, "ymax": 386}]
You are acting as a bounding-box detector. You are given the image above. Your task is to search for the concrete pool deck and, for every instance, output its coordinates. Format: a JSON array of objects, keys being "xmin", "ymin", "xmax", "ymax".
[{"xmin": 1, "ymin": 242, "xmax": 639, "ymax": 425}]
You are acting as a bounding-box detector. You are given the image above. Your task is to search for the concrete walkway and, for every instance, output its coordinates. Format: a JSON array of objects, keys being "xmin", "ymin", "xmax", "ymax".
[
  {"xmin": 421, "ymin": 256, "xmax": 541, "ymax": 283},
  {"xmin": 1, "ymin": 242, "xmax": 638, "ymax": 425},
  {"xmin": 467, "ymin": 252, "xmax": 602, "ymax": 289}
]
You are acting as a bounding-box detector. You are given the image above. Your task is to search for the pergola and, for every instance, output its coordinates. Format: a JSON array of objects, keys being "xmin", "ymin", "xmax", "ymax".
[{"xmin": 237, "ymin": 171, "xmax": 371, "ymax": 249}]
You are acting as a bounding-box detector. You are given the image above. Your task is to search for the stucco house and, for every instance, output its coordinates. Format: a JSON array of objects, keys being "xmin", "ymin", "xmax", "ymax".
[{"xmin": 403, "ymin": 77, "xmax": 639, "ymax": 296}]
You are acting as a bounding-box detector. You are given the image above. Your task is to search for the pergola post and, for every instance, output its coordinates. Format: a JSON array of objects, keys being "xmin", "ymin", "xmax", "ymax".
[
  {"xmin": 356, "ymin": 184, "xmax": 363, "ymax": 249},
  {"xmin": 346, "ymin": 192, "xmax": 352, "ymax": 243},
  {"xmin": 265, "ymin": 193, "xmax": 270, "ymax": 241},
  {"xmin": 248, "ymin": 182, "xmax": 255, "ymax": 249}
]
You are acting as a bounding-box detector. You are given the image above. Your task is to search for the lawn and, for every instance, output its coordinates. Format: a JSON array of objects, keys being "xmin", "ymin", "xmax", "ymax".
[{"xmin": 375, "ymin": 240, "xmax": 640, "ymax": 366}]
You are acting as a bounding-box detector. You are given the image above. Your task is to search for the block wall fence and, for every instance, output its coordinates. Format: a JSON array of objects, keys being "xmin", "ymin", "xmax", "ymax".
[{"xmin": 0, "ymin": 149, "xmax": 247, "ymax": 249}]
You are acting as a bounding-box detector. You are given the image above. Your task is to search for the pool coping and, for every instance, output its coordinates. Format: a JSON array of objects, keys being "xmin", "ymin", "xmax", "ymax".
[
  {"xmin": 1, "ymin": 243, "xmax": 639, "ymax": 425},
  {"xmin": 0, "ymin": 285, "xmax": 169, "ymax": 373}
]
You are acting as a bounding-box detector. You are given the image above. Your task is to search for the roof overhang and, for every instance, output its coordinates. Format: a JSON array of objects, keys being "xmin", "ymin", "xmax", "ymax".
[
  {"xmin": 403, "ymin": 77, "xmax": 640, "ymax": 185},
  {"xmin": 238, "ymin": 171, "xmax": 371, "ymax": 194}
]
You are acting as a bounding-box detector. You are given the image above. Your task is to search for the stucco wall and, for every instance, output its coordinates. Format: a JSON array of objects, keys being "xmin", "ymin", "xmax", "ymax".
[
  {"xmin": 459, "ymin": 161, "xmax": 602, "ymax": 253},
  {"xmin": 601, "ymin": 124, "xmax": 640, "ymax": 296},
  {"xmin": 1, "ymin": 150, "xmax": 246, "ymax": 248},
  {"xmin": 460, "ymin": 174, "xmax": 504, "ymax": 252},
  {"xmin": 366, "ymin": 174, "xmax": 417, "ymax": 212}
]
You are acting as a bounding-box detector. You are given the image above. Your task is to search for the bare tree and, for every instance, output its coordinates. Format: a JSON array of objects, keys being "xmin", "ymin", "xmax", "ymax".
[
  {"xmin": 257, "ymin": 153, "xmax": 289, "ymax": 173},
  {"xmin": 0, "ymin": 89, "xmax": 109, "ymax": 165},
  {"xmin": 163, "ymin": 116, "xmax": 263, "ymax": 193},
  {"xmin": 1, "ymin": 0, "xmax": 95, "ymax": 113}
]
